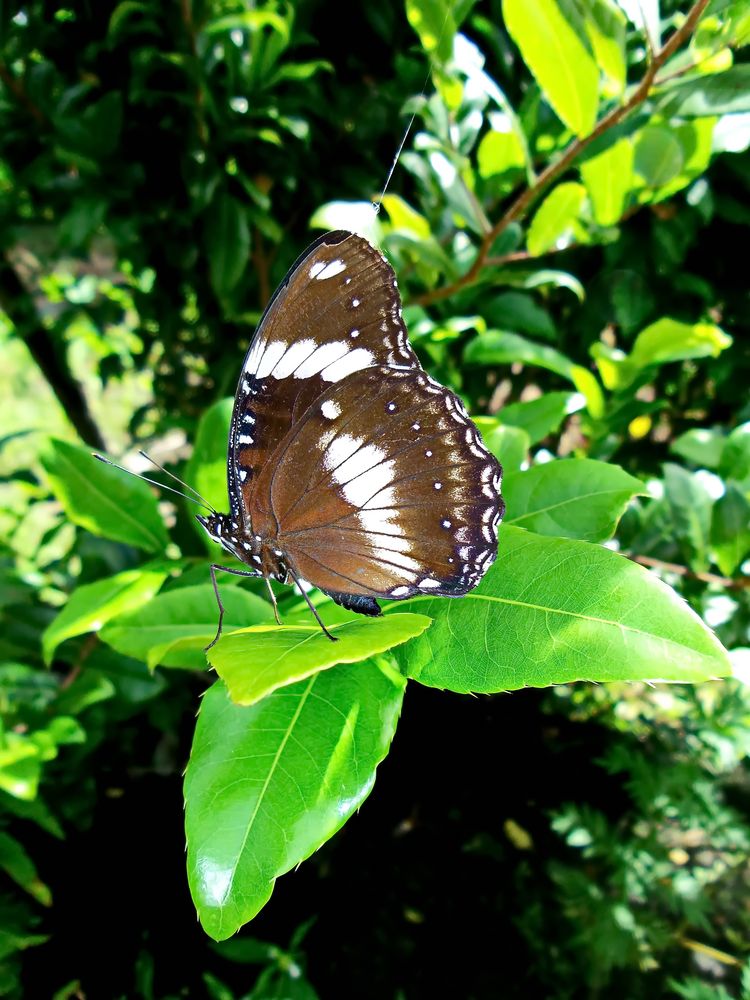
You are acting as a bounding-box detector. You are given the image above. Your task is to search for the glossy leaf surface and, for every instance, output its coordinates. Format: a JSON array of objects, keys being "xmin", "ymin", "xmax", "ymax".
[
  {"xmin": 186, "ymin": 662, "xmax": 406, "ymax": 939},
  {"xmin": 391, "ymin": 526, "xmax": 731, "ymax": 693},
  {"xmin": 207, "ymin": 613, "xmax": 431, "ymax": 705}
]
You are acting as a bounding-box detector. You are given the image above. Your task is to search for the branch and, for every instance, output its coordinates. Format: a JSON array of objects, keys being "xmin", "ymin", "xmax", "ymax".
[
  {"xmin": 412, "ymin": 0, "xmax": 710, "ymax": 308},
  {"xmin": 627, "ymin": 553, "xmax": 750, "ymax": 591},
  {"xmin": 0, "ymin": 60, "xmax": 45, "ymax": 124}
]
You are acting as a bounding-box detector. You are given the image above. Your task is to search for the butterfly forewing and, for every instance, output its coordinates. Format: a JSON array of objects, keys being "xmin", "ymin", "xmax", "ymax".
[
  {"xmin": 227, "ymin": 230, "xmax": 418, "ymax": 522},
  {"xmin": 259, "ymin": 365, "xmax": 504, "ymax": 602}
]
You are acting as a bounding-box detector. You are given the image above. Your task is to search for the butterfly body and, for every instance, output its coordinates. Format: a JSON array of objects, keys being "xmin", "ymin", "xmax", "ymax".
[{"xmin": 198, "ymin": 230, "xmax": 504, "ymax": 642}]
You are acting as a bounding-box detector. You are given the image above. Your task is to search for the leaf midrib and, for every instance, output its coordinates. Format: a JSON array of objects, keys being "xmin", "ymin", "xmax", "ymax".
[{"xmin": 507, "ymin": 486, "xmax": 637, "ymax": 524}]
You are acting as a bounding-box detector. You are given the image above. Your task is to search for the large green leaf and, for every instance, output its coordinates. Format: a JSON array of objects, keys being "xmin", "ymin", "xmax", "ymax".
[
  {"xmin": 186, "ymin": 662, "xmax": 406, "ymax": 939},
  {"xmin": 502, "ymin": 0, "xmax": 599, "ymax": 135},
  {"xmin": 41, "ymin": 439, "xmax": 169, "ymax": 552},
  {"xmin": 527, "ymin": 182, "xmax": 587, "ymax": 256},
  {"xmin": 207, "ymin": 613, "xmax": 431, "ymax": 705},
  {"xmin": 42, "ymin": 562, "xmax": 172, "ymax": 665},
  {"xmin": 100, "ymin": 583, "xmax": 272, "ymax": 669},
  {"xmin": 504, "ymin": 459, "xmax": 645, "ymax": 541},
  {"xmin": 390, "ymin": 526, "xmax": 731, "ymax": 693}
]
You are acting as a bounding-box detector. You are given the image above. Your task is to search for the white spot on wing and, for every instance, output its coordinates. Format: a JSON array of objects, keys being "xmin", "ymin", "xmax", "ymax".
[
  {"xmin": 390, "ymin": 585, "xmax": 411, "ymax": 597},
  {"xmin": 272, "ymin": 338, "xmax": 317, "ymax": 378},
  {"xmin": 341, "ymin": 458, "xmax": 394, "ymax": 508},
  {"xmin": 295, "ymin": 341, "xmax": 349, "ymax": 379},
  {"xmin": 321, "ymin": 347, "xmax": 374, "ymax": 382},
  {"xmin": 321, "ymin": 399, "xmax": 341, "ymax": 420},
  {"xmin": 313, "ymin": 258, "xmax": 346, "ymax": 280},
  {"xmin": 309, "ymin": 260, "xmax": 326, "ymax": 278},
  {"xmin": 238, "ymin": 433, "xmax": 254, "ymax": 444},
  {"xmin": 418, "ymin": 578, "xmax": 441, "ymax": 589},
  {"xmin": 255, "ymin": 340, "xmax": 287, "ymax": 379}
]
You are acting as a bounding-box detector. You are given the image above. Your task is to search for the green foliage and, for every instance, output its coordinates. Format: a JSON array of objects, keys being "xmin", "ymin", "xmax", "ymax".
[{"xmin": 2, "ymin": 0, "xmax": 750, "ymax": 995}]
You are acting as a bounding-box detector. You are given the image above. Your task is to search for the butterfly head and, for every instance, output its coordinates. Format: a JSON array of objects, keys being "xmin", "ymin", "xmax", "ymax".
[{"xmin": 196, "ymin": 512, "xmax": 256, "ymax": 562}]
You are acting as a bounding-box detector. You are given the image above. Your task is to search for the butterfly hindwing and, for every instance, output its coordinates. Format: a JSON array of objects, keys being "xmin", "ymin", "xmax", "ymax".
[{"xmin": 257, "ymin": 365, "xmax": 504, "ymax": 601}]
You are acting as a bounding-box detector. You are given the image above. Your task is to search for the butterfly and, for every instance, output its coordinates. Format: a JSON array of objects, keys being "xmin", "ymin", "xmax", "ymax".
[{"xmin": 194, "ymin": 230, "xmax": 505, "ymax": 647}]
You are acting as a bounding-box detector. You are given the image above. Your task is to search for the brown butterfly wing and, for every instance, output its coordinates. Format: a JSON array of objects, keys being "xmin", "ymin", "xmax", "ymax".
[
  {"xmin": 227, "ymin": 230, "xmax": 418, "ymax": 524},
  {"xmin": 258, "ymin": 365, "xmax": 504, "ymax": 602}
]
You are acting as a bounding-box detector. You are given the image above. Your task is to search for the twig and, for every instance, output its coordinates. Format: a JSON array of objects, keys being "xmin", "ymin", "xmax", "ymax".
[
  {"xmin": 627, "ymin": 553, "xmax": 750, "ymax": 590},
  {"xmin": 0, "ymin": 60, "xmax": 45, "ymax": 124},
  {"xmin": 411, "ymin": 0, "xmax": 710, "ymax": 308}
]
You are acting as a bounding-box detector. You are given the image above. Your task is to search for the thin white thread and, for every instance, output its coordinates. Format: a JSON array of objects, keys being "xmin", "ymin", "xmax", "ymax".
[{"xmin": 371, "ymin": 10, "xmax": 453, "ymax": 216}]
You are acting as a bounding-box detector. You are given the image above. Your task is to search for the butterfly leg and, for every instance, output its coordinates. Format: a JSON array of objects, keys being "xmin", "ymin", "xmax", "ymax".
[
  {"xmin": 288, "ymin": 567, "xmax": 338, "ymax": 642},
  {"xmin": 205, "ymin": 563, "xmax": 260, "ymax": 652},
  {"xmin": 264, "ymin": 577, "xmax": 282, "ymax": 625}
]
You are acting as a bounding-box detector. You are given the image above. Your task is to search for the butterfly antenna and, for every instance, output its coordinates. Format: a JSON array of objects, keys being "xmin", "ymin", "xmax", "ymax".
[
  {"xmin": 372, "ymin": 6, "xmax": 452, "ymax": 215},
  {"xmin": 287, "ymin": 567, "xmax": 338, "ymax": 642},
  {"xmin": 137, "ymin": 450, "xmax": 217, "ymax": 514},
  {"xmin": 92, "ymin": 453, "xmax": 214, "ymax": 513}
]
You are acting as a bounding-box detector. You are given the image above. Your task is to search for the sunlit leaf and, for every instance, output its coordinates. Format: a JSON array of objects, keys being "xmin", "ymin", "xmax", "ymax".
[
  {"xmin": 41, "ymin": 439, "xmax": 169, "ymax": 553},
  {"xmin": 527, "ymin": 182, "xmax": 587, "ymax": 255},
  {"xmin": 186, "ymin": 662, "xmax": 405, "ymax": 938},
  {"xmin": 100, "ymin": 583, "xmax": 273, "ymax": 669},
  {"xmin": 391, "ymin": 526, "xmax": 732, "ymax": 693},
  {"xmin": 502, "ymin": 0, "xmax": 599, "ymax": 135},
  {"xmin": 42, "ymin": 562, "xmax": 172, "ymax": 665},
  {"xmin": 207, "ymin": 613, "xmax": 431, "ymax": 705},
  {"xmin": 504, "ymin": 459, "xmax": 646, "ymax": 541}
]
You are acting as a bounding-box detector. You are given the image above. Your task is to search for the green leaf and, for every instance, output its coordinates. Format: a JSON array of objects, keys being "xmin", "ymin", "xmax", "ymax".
[
  {"xmin": 390, "ymin": 526, "xmax": 732, "ymax": 693},
  {"xmin": 473, "ymin": 419, "xmax": 530, "ymax": 472},
  {"xmin": 629, "ymin": 318, "xmax": 732, "ymax": 371},
  {"xmin": 527, "ymin": 182, "xmax": 587, "ymax": 256},
  {"xmin": 499, "ymin": 392, "xmax": 584, "ymax": 445},
  {"xmin": 464, "ymin": 330, "xmax": 575, "ymax": 377},
  {"xmin": 205, "ymin": 193, "xmax": 250, "ymax": 299},
  {"xmin": 185, "ymin": 663, "xmax": 405, "ymax": 939},
  {"xmin": 663, "ymin": 463, "xmax": 713, "ymax": 573},
  {"xmin": 583, "ymin": 0, "xmax": 627, "ymax": 96},
  {"xmin": 381, "ymin": 194, "xmax": 431, "ymax": 239},
  {"xmin": 657, "ymin": 65, "xmax": 750, "ymax": 117},
  {"xmin": 185, "ymin": 398, "xmax": 234, "ymax": 533},
  {"xmin": 0, "ymin": 832, "xmax": 51, "ymax": 907},
  {"xmin": 405, "ymin": 0, "xmax": 457, "ymax": 65},
  {"xmin": 477, "ymin": 127, "xmax": 526, "ymax": 179},
  {"xmin": 580, "ymin": 137, "xmax": 634, "ymax": 225},
  {"xmin": 504, "ymin": 459, "xmax": 646, "ymax": 541},
  {"xmin": 719, "ymin": 422, "xmax": 750, "ymax": 486},
  {"xmin": 207, "ymin": 613, "xmax": 430, "ymax": 705},
  {"xmin": 485, "ymin": 291, "xmax": 557, "ymax": 341},
  {"xmin": 711, "ymin": 485, "xmax": 750, "ymax": 577},
  {"xmin": 42, "ymin": 563, "xmax": 171, "ymax": 665},
  {"xmin": 0, "ymin": 734, "xmax": 43, "ymax": 801},
  {"xmin": 672, "ymin": 428, "xmax": 725, "ymax": 469},
  {"xmin": 502, "ymin": 0, "xmax": 599, "ymax": 135},
  {"xmin": 633, "ymin": 126, "xmax": 685, "ymax": 188},
  {"xmin": 100, "ymin": 583, "xmax": 273, "ymax": 669},
  {"xmin": 41, "ymin": 439, "xmax": 169, "ymax": 553},
  {"xmin": 647, "ymin": 118, "xmax": 716, "ymax": 203}
]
